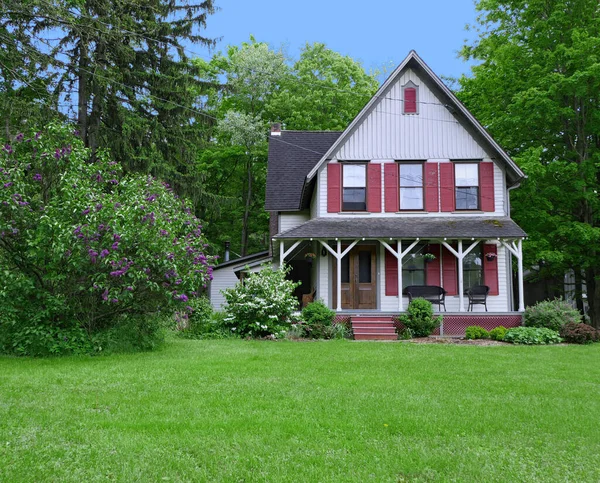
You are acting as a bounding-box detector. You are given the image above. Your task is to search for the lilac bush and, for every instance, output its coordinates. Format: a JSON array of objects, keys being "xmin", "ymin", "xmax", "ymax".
[{"xmin": 0, "ymin": 123, "xmax": 215, "ymax": 355}]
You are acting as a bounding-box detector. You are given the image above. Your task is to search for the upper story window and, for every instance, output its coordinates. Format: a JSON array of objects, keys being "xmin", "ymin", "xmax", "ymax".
[
  {"xmin": 455, "ymin": 163, "xmax": 479, "ymax": 210},
  {"xmin": 342, "ymin": 164, "xmax": 367, "ymax": 211},
  {"xmin": 403, "ymin": 82, "xmax": 418, "ymax": 114},
  {"xmin": 399, "ymin": 163, "xmax": 424, "ymax": 210}
]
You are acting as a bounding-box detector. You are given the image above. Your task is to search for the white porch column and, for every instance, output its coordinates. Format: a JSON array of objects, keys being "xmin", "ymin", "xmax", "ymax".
[
  {"xmin": 336, "ymin": 240, "xmax": 342, "ymax": 311},
  {"xmin": 457, "ymin": 240, "xmax": 464, "ymax": 312},
  {"xmin": 279, "ymin": 240, "xmax": 302, "ymax": 269},
  {"xmin": 517, "ymin": 239, "xmax": 525, "ymax": 311},
  {"xmin": 397, "ymin": 240, "xmax": 402, "ymax": 311}
]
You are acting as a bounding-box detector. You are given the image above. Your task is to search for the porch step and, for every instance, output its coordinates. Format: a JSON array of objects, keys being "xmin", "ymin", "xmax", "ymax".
[{"xmin": 350, "ymin": 317, "xmax": 398, "ymax": 341}]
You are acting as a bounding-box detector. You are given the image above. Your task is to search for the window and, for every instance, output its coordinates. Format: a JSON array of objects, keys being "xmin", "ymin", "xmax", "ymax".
[
  {"xmin": 399, "ymin": 163, "xmax": 424, "ymax": 210},
  {"xmin": 342, "ymin": 164, "xmax": 366, "ymax": 211},
  {"xmin": 455, "ymin": 163, "xmax": 479, "ymax": 210},
  {"xmin": 402, "ymin": 245, "xmax": 425, "ymax": 289},
  {"xmin": 403, "ymin": 82, "xmax": 418, "ymax": 114},
  {"xmin": 463, "ymin": 246, "xmax": 483, "ymax": 288}
]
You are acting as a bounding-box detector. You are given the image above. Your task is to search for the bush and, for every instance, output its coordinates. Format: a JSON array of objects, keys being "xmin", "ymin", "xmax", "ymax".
[
  {"xmin": 559, "ymin": 322, "xmax": 600, "ymax": 344},
  {"xmin": 465, "ymin": 326, "xmax": 490, "ymax": 340},
  {"xmin": 0, "ymin": 124, "xmax": 214, "ymax": 356},
  {"xmin": 302, "ymin": 300, "xmax": 336, "ymax": 339},
  {"xmin": 523, "ymin": 299, "xmax": 581, "ymax": 331},
  {"xmin": 175, "ymin": 297, "xmax": 231, "ymax": 340},
  {"xmin": 398, "ymin": 298, "xmax": 442, "ymax": 337},
  {"xmin": 504, "ymin": 327, "xmax": 562, "ymax": 345},
  {"xmin": 489, "ymin": 326, "xmax": 508, "ymax": 341},
  {"xmin": 222, "ymin": 264, "xmax": 300, "ymax": 338},
  {"xmin": 324, "ymin": 322, "xmax": 352, "ymax": 340}
]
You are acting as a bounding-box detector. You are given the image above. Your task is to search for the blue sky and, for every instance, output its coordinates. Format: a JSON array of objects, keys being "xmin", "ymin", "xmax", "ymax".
[{"xmin": 204, "ymin": 0, "xmax": 480, "ymax": 81}]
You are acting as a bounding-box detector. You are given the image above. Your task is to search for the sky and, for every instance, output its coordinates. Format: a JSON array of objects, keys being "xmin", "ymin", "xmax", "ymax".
[{"xmin": 203, "ymin": 0, "xmax": 481, "ymax": 81}]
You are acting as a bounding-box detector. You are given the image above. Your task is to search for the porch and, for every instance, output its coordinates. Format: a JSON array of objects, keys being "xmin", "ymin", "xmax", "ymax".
[{"xmin": 274, "ymin": 216, "xmax": 527, "ymax": 321}]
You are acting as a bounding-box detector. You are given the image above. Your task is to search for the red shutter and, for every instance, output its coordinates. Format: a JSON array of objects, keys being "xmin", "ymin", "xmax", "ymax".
[
  {"xmin": 327, "ymin": 163, "xmax": 341, "ymax": 213},
  {"xmin": 367, "ymin": 163, "xmax": 382, "ymax": 213},
  {"xmin": 384, "ymin": 163, "xmax": 399, "ymax": 212},
  {"xmin": 440, "ymin": 163, "xmax": 455, "ymax": 212},
  {"xmin": 483, "ymin": 244, "xmax": 499, "ymax": 295},
  {"xmin": 425, "ymin": 244, "xmax": 441, "ymax": 286},
  {"xmin": 442, "ymin": 245, "xmax": 458, "ymax": 295},
  {"xmin": 425, "ymin": 163, "xmax": 439, "ymax": 212},
  {"xmin": 404, "ymin": 87, "xmax": 417, "ymax": 113},
  {"xmin": 479, "ymin": 162, "xmax": 495, "ymax": 212},
  {"xmin": 385, "ymin": 250, "xmax": 398, "ymax": 296}
]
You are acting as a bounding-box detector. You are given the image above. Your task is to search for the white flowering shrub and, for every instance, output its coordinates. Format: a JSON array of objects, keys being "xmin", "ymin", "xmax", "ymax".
[{"xmin": 222, "ymin": 264, "xmax": 300, "ymax": 338}]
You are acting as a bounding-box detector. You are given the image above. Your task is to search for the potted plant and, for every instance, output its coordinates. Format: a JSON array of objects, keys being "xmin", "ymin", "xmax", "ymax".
[
  {"xmin": 485, "ymin": 253, "xmax": 497, "ymax": 262},
  {"xmin": 423, "ymin": 253, "xmax": 436, "ymax": 263},
  {"xmin": 304, "ymin": 252, "xmax": 317, "ymax": 265}
]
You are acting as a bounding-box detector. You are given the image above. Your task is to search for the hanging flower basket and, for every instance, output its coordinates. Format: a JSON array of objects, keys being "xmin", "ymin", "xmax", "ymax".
[
  {"xmin": 485, "ymin": 253, "xmax": 497, "ymax": 262},
  {"xmin": 305, "ymin": 253, "xmax": 317, "ymax": 265},
  {"xmin": 423, "ymin": 253, "xmax": 437, "ymax": 263}
]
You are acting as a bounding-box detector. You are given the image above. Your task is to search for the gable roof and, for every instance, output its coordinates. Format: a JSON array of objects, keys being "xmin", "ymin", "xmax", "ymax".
[
  {"xmin": 212, "ymin": 250, "xmax": 270, "ymax": 271},
  {"xmin": 265, "ymin": 131, "xmax": 341, "ymax": 211},
  {"xmin": 305, "ymin": 50, "xmax": 526, "ymax": 186}
]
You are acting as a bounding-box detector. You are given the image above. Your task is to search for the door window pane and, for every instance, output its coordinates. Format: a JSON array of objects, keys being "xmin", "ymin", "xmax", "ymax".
[
  {"xmin": 341, "ymin": 254, "xmax": 350, "ymax": 283},
  {"xmin": 358, "ymin": 251, "xmax": 371, "ymax": 283}
]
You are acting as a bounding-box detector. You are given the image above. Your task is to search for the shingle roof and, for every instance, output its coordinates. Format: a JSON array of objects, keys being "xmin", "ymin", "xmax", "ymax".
[
  {"xmin": 275, "ymin": 217, "xmax": 526, "ymax": 239},
  {"xmin": 265, "ymin": 131, "xmax": 341, "ymax": 211},
  {"xmin": 212, "ymin": 250, "xmax": 270, "ymax": 271}
]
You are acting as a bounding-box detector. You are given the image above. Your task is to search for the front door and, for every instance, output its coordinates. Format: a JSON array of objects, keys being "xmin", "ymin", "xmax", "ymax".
[{"xmin": 333, "ymin": 245, "xmax": 377, "ymax": 310}]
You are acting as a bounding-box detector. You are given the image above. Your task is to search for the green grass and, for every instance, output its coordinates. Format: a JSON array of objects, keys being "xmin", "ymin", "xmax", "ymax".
[{"xmin": 1, "ymin": 339, "xmax": 600, "ymax": 482}]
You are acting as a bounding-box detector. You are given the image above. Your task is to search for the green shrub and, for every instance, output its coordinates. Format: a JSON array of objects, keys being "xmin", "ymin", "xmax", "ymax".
[
  {"xmin": 176, "ymin": 297, "xmax": 232, "ymax": 340},
  {"xmin": 559, "ymin": 322, "xmax": 600, "ymax": 344},
  {"xmin": 302, "ymin": 300, "xmax": 336, "ymax": 339},
  {"xmin": 504, "ymin": 326, "xmax": 562, "ymax": 345},
  {"xmin": 0, "ymin": 123, "xmax": 214, "ymax": 356},
  {"xmin": 465, "ymin": 326, "xmax": 490, "ymax": 340},
  {"xmin": 324, "ymin": 322, "xmax": 352, "ymax": 340},
  {"xmin": 223, "ymin": 265, "xmax": 300, "ymax": 338},
  {"xmin": 398, "ymin": 298, "xmax": 442, "ymax": 337},
  {"xmin": 489, "ymin": 326, "xmax": 508, "ymax": 341},
  {"xmin": 523, "ymin": 299, "xmax": 581, "ymax": 331}
]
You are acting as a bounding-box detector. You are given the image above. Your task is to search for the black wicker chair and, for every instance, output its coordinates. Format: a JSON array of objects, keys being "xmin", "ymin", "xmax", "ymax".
[{"xmin": 465, "ymin": 285, "xmax": 490, "ymax": 311}]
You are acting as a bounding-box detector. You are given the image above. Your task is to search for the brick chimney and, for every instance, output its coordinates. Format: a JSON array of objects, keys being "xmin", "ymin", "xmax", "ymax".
[{"xmin": 270, "ymin": 123, "xmax": 282, "ymax": 136}]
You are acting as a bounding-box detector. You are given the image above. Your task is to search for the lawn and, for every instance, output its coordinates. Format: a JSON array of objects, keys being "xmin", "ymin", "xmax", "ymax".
[{"xmin": 1, "ymin": 339, "xmax": 599, "ymax": 482}]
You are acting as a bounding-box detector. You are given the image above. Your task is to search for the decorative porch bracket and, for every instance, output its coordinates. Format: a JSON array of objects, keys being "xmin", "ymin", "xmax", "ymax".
[
  {"xmin": 379, "ymin": 239, "xmax": 420, "ymax": 311},
  {"xmin": 500, "ymin": 238, "xmax": 525, "ymax": 311},
  {"xmin": 440, "ymin": 239, "xmax": 480, "ymax": 312},
  {"xmin": 279, "ymin": 240, "xmax": 302, "ymax": 268},
  {"xmin": 318, "ymin": 239, "xmax": 360, "ymax": 311}
]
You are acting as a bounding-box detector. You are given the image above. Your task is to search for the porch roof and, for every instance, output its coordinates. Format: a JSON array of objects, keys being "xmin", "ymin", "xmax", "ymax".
[{"xmin": 275, "ymin": 216, "xmax": 526, "ymax": 240}]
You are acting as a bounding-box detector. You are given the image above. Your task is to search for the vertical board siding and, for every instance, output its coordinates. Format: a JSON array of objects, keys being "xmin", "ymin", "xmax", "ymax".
[{"xmin": 336, "ymin": 69, "xmax": 488, "ymax": 160}]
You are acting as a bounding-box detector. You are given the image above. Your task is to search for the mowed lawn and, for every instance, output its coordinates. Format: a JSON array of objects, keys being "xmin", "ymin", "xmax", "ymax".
[{"xmin": 1, "ymin": 340, "xmax": 600, "ymax": 482}]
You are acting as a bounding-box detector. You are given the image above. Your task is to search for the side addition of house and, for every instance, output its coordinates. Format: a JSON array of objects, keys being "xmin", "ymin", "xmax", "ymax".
[{"xmin": 265, "ymin": 51, "xmax": 527, "ymax": 336}]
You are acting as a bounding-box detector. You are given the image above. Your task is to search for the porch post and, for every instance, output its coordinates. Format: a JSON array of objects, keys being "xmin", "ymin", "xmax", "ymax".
[
  {"xmin": 336, "ymin": 240, "xmax": 342, "ymax": 311},
  {"xmin": 279, "ymin": 240, "xmax": 284, "ymax": 268},
  {"xmin": 457, "ymin": 240, "xmax": 464, "ymax": 312},
  {"xmin": 397, "ymin": 240, "xmax": 403, "ymax": 311},
  {"xmin": 517, "ymin": 238, "xmax": 525, "ymax": 311}
]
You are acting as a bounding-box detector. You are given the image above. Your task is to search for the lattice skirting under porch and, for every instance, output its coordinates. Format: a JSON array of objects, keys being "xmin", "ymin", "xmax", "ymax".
[{"xmin": 431, "ymin": 314, "xmax": 522, "ymax": 336}]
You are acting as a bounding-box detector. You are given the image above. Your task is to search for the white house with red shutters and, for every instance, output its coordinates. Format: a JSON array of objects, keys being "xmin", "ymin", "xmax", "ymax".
[{"xmin": 262, "ymin": 51, "xmax": 528, "ymax": 338}]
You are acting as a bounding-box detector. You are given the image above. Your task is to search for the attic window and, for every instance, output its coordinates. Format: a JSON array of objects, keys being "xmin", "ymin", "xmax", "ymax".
[{"xmin": 403, "ymin": 82, "xmax": 418, "ymax": 114}]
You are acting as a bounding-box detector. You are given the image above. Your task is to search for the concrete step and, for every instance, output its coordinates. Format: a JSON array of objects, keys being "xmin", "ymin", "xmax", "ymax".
[
  {"xmin": 353, "ymin": 326, "xmax": 396, "ymax": 333},
  {"xmin": 351, "ymin": 316, "xmax": 395, "ymax": 323},
  {"xmin": 352, "ymin": 322, "xmax": 396, "ymax": 329}
]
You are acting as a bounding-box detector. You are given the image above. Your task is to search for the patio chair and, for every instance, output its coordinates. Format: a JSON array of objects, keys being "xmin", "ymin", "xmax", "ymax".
[{"xmin": 465, "ymin": 285, "xmax": 490, "ymax": 312}]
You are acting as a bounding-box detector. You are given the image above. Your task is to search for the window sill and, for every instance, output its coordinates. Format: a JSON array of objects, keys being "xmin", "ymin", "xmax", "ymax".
[
  {"xmin": 338, "ymin": 212, "xmax": 371, "ymax": 215},
  {"xmin": 396, "ymin": 211, "xmax": 425, "ymax": 214},
  {"xmin": 452, "ymin": 210, "xmax": 484, "ymax": 214}
]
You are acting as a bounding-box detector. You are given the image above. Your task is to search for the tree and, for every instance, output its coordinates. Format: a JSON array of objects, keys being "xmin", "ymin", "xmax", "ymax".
[
  {"xmin": 459, "ymin": 0, "xmax": 600, "ymax": 326},
  {"xmin": 1, "ymin": 0, "xmax": 217, "ymax": 194}
]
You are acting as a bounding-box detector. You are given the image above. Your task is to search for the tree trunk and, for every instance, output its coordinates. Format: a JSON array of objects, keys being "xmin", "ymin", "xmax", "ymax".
[
  {"xmin": 77, "ymin": 40, "xmax": 89, "ymax": 145},
  {"xmin": 240, "ymin": 155, "xmax": 252, "ymax": 257},
  {"xmin": 585, "ymin": 268, "xmax": 600, "ymax": 329}
]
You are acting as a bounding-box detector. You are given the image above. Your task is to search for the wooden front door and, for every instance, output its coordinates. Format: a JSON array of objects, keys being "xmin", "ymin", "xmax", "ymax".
[{"xmin": 333, "ymin": 245, "xmax": 377, "ymax": 310}]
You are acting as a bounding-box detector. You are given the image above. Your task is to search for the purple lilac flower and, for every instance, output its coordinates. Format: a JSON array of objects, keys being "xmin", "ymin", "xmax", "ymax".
[
  {"xmin": 3, "ymin": 182, "xmax": 12, "ymax": 188},
  {"xmin": 3, "ymin": 144, "xmax": 12, "ymax": 154},
  {"xmin": 179, "ymin": 294, "xmax": 188, "ymax": 302},
  {"xmin": 114, "ymin": 203, "xmax": 121, "ymax": 208},
  {"xmin": 73, "ymin": 129, "xmax": 80, "ymax": 136},
  {"xmin": 88, "ymin": 249, "xmax": 98, "ymax": 263},
  {"xmin": 108, "ymin": 179, "xmax": 118, "ymax": 185},
  {"xmin": 82, "ymin": 207, "xmax": 90, "ymax": 215},
  {"xmin": 33, "ymin": 173, "xmax": 42, "ymax": 182},
  {"xmin": 35, "ymin": 132, "xmax": 41, "ymax": 140},
  {"xmin": 99, "ymin": 249, "xmax": 109, "ymax": 258},
  {"xmin": 54, "ymin": 149, "xmax": 61, "ymax": 160},
  {"xmin": 159, "ymin": 229, "xmax": 168, "ymax": 237},
  {"xmin": 111, "ymin": 242, "xmax": 119, "ymax": 250},
  {"xmin": 95, "ymin": 203, "xmax": 103, "ymax": 211},
  {"xmin": 125, "ymin": 286, "xmax": 133, "ymax": 291},
  {"xmin": 94, "ymin": 173, "xmax": 103, "ymax": 183},
  {"xmin": 110, "ymin": 298, "xmax": 118, "ymax": 304},
  {"xmin": 146, "ymin": 194, "xmax": 157, "ymax": 202},
  {"xmin": 113, "ymin": 234, "xmax": 121, "ymax": 242},
  {"xmin": 102, "ymin": 289, "xmax": 109, "ymax": 301},
  {"xmin": 15, "ymin": 133, "xmax": 24, "ymax": 142}
]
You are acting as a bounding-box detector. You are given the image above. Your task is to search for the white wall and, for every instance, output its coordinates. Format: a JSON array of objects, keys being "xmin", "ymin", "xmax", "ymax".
[
  {"xmin": 210, "ymin": 267, "xmax": 239, "ymax": 311},
  {"xmin": 279, "ymin": 211, "xmax": 310, "ymax": 233}
]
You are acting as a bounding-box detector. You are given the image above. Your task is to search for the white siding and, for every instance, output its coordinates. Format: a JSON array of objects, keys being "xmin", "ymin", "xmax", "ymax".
[
  {"xmin": 336, "ymin": 69, "xmax": 488, "ymax": 161},
  {"xmin": 210, "ymin": 267, "xmax": 239, "ymax": 311},
  {"xmin": 279, "ymin": 211, "xmax": 309, "ymax": 234}
]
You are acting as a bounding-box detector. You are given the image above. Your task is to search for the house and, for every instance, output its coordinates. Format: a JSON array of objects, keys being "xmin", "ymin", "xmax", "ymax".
[{"xmin": 264, "ymin": 51, "xmax": 527, "ymax": 338}]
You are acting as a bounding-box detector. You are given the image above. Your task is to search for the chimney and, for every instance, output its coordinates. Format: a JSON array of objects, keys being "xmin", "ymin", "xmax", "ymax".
[
  {"xmin": 224, "ymin": 241, "xmax": 230, "ymax": 262},
  {"xmin": 270, "ymin": 123, "xmax": 282, "ymax": 136}
]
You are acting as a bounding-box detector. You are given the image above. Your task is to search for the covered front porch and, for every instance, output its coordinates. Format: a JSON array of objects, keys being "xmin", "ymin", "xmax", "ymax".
[{"xmin": 274, "ymin": 216, "xmax": 527, "ymax": 315}]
